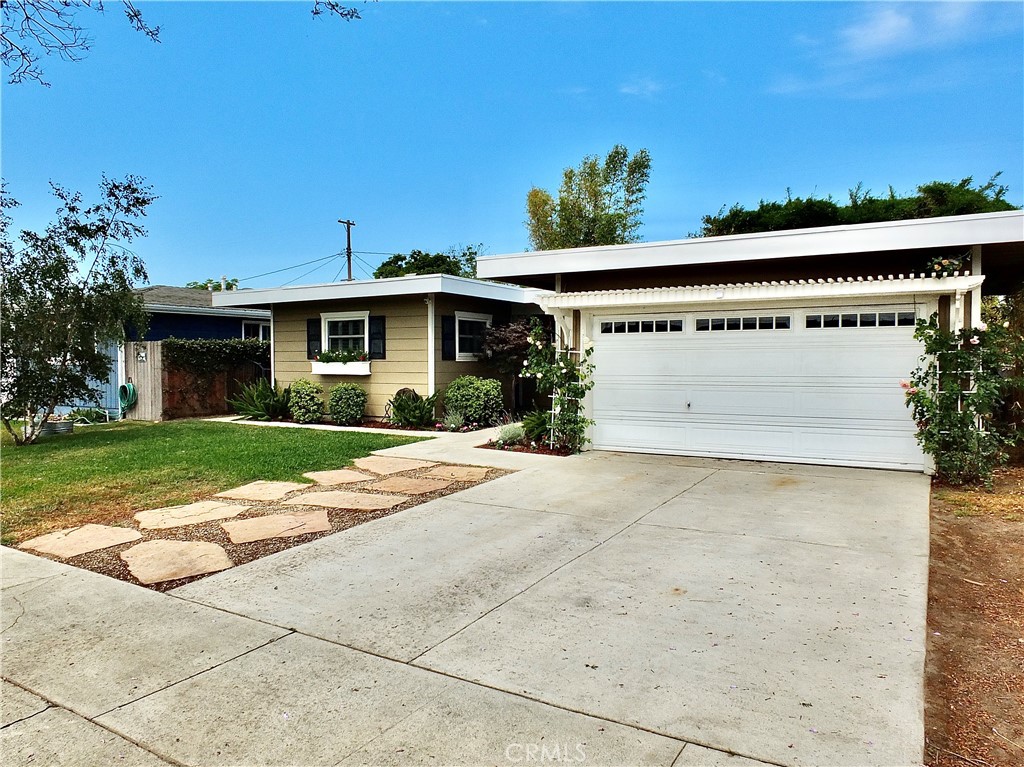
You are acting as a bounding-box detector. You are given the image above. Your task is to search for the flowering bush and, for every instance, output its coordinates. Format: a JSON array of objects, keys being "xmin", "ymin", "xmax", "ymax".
[
  {"xmin": 926, "ymin": 253, "xmax": 967, "ymax": 278},
  {"xmin": 904, "ymin": 313, "xmax": 1023, "ymax": 486},
  {"xmin": 520, "ymin": 318, "xmax": 595, "ymax": 452},
  {"xmin": 316, "ymin": 349, "xmax": 369, "ymax": 363}
]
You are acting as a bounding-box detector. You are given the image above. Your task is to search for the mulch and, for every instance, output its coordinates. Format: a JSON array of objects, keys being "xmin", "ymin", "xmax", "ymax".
[
  {"xmin": 33, "ymin": 464, "xmax": 512, "ymax": 592},
  {"xmin": 479, "ymin": 441, "xmax": 573, "ymax": 456}
]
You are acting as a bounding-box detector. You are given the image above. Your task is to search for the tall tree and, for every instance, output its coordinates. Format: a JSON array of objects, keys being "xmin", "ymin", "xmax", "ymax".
[
  {"xmin": 373, "ymin": 244, "xmax": 480, "ymax": 279},
  {"xmin": 186, "ymin": 277, "xmax": 239, "ymax": 291},
  {"xmin": 525, "ymin": 144, "xmax": 652, "ymax": 251},
  {"xmin": 1, "ymin": 175, "xmax": 156, "ymax": 445},
  {"xmin": 697, "ymin": 174, "xmax": 1019, "ymax": 237},
  {"xmin": 2, "ymin": 1, "xmax": 363, "ymax": 86}
]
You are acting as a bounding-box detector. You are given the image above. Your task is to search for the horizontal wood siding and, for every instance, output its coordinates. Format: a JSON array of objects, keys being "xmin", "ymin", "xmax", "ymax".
[
  {"xmin": 273, "ymin": 297, "xmax": 428, "ymax": 417},
  {"xmin": 433, "ymin": 296, "xmax": 514, "ymax": 412}
]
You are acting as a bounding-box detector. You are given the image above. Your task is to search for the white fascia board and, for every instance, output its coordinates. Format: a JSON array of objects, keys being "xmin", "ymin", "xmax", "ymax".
[
  {"xmin": 478, "ymin": 211, "xmax": 1024, "ymax": 279},
  {"xmin": 146, "ymin": 303, "xmax": 271, "ymax": 319},
  {"xmin": 212, "ymin": 274, "xmax": 547, "ymax": 308},
  {"xmin": 540, "ymin": 275, "xmax": 985, "ymax": 310}
]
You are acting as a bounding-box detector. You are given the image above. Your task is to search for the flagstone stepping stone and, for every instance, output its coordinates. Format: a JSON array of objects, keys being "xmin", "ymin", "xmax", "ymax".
[
  {"xmin": 352, "ymin": 456, "xmax": 437, "ymax": 475},
  {"xmin": 423, "ymin": 465, "xmax": 491, "ymax": 482},
  {"xmin": 134, "ymin": 501, "xmax": 249, "ymax": 531},
  {"xmin": 120, "ymin": 540, "xmax": 233, "ymax": 585},
  {"xmin": 282, "ymin": 490, "xmax": 408, "ymax": 511},
  {"xmin": 366, "ymin": 476, "xmax": 452, "ymax": 495},
  {"xmin": 302, "ymin": 468, "xmax": 371, "ymax": 485},
  {"xmin": 215, "ymin": 480, "xmax": 309, "ymax": 502},
  {"xmin": 20, "ymin": 524, "xmax": 141, "ymax": 559},
  {"xmin": 220, "ymin": 509, "xmax": 331, "ymax": 544}
]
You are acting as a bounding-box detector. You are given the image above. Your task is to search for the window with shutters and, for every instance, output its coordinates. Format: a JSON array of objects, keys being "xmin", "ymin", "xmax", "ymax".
[
  {"xmin": 455, "ymin": 311, "xmax": 491, "ymax": 361},
  {"xmin": 321, "ymin": 312, "xmax": 368, "ymax": 352}
]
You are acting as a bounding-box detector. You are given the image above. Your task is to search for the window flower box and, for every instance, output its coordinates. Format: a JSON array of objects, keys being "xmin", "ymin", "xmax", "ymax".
[{"xmin": 310, "ymin": 360, "xmax": 371, "ymax": 376}]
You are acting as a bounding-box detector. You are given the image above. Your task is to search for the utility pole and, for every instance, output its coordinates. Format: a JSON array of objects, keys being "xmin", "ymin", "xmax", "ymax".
[{"xmin": 338, "ymin": 219, "xmax": 355, "ymax": 282}]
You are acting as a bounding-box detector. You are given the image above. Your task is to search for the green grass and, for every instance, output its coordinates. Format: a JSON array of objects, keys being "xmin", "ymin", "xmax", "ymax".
[{"xmin": 1, "ymin": 420, "xmax": 423, "ymax": 545}]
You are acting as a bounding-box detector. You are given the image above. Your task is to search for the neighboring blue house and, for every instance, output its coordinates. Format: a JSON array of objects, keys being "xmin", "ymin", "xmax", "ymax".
[{"xmin": 66, "ymin": 286, "xmax": 271, "ymax": 415}]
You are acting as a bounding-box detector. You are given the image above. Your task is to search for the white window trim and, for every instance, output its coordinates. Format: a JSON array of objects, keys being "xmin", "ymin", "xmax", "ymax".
[
  {"xmin": 455, "ymin": 311, "xmax": 492, "ymax": 362},
  {"xmin": 242, "ymin": 321, "xmax": 271, "ymax": 341},
  {"xmin": 321, "ymin": 311, "xmax": 369, "ymax": 352}
]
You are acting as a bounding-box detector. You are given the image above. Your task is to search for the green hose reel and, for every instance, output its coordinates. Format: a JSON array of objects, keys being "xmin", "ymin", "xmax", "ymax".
[{"xmin": 118, "ymin": 382, "xmax": 138, "ymax": 416}]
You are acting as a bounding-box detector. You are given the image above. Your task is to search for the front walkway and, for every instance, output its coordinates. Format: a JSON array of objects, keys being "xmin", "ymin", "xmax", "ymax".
[{"xmin": 2, "ymin": 452, "xmax": 930, "ymax": 766}]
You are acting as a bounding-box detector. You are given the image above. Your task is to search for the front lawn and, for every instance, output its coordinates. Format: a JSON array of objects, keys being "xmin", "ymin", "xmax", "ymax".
[{"xmin": 0, "ymin": 420, "xmax": 423, "ymax": 545}]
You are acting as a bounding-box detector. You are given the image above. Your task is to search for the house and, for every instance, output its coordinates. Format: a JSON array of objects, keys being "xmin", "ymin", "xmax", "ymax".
[
  {"xmin": 65, "ymin": 286, "xmax": 271, "ymax": 415},
  {"xmin": 212, "ymin": 274, "xmax": 544, "ymax": 417},
  {"xmin": 476, "ymin": 210, "xmax": 1024, "ymax": 472}
]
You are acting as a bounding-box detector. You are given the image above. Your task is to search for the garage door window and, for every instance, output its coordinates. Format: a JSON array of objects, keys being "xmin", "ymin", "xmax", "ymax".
[
  {"xmin": 805, "ymin": 311, "xmax": 916, "ymax": 329},
  {"xmin": 695, "ymin": 315, "xmax": 791, "ymax": 332},
  {"xmin": 599, "ymin": 318, "xmax": 684, "ymax": 334}
]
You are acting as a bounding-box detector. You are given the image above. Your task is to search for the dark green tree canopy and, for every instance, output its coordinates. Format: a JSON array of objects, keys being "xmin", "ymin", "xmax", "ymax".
[
  {"xmin": 373, "ymin": 245, "xmax": 479, "ymax": 279},
  {"xmin": 697, "ymin": 175, "xmax": 1019, "ymax": 237},
  {"xmin": 526, "ymin": 144, "xmax": 652, "ymax": 251}
]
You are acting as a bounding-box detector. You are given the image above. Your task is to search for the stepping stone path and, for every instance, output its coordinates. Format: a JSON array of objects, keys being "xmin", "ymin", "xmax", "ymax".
[
  {"xmin": 134, "ymin": 501, "xmax": 249, "ymax": 530},
  {"xmin": 367, "ymin": 476, "xmax": 452, "ymax": 496},
  {"xmin": 282, "ymin": 490, "xmax": 408, "ymax": 511},
  {"xmin": 302, "ymin": 469, "xmax": 372, "ymax": 485},
  {"xmin": 423, "ymin": 465, "xmax": 491, "ymax": 482},
  {"xmin": 20, "ymin": 524, "xmax": 141, "ymax": 559},
  {"xmin": 221, "ymin": 509, "xmax": 331, "ymax": 544},
  {"xmin": 215, "ymin": 481, "xmax": 309, "ymax": 502},
  {"xmin": 352, "ymin": 456, "xmax": 437, "ymax": 475},
  {"xmin": 120, "ymin": 540, "xmax": 232, "ymax": 585}
]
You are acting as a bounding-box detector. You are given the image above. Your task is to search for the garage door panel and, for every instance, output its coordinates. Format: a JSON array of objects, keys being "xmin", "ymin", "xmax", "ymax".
[{"xmin": 590, "ymin": 307, "xmax": 925, "ymax": 470}]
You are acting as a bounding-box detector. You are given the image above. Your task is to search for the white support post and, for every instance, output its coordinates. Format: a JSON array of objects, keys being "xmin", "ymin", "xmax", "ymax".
[
  {"xmin": 425, "ymin": 294, "xmax": 436, "ymax": 396},
  {"xmin": 970, "ymin": 245, "xmax": 983, "ymax": 329}
]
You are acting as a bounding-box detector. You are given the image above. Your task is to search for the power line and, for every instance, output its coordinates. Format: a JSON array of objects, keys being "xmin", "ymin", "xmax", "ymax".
[
  {"xmin": 281, "ymin": 256, "xmax": 343, "ymax": 287},
  {"xmin": 237, "ymin": 252, "xmax": 342, "ymax": 283}
]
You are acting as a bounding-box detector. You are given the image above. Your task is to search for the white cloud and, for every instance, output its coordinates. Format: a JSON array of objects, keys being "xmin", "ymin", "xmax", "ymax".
[
  {"xmin": 838, "ymin": 3, "xmax": 979, "ymax": 60},
  {"xmin": 619, "ymin": 77, "xmax": 664, "ymax": 97}
]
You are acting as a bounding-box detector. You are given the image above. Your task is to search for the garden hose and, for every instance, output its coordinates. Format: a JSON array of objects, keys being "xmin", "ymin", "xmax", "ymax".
[{"xmin": 118, "ymin": 383, "xmax": 138, "ymax": 417}]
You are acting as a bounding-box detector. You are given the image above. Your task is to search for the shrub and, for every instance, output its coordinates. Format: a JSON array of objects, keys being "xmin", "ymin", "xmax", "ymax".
[
  {"xmin": 521, "ymin": 410, "xmax": 550, "ymax": 442},
  {"xmin": 444, "ymin": 376, "xmax": 503, "ymax": 425},
  {"xmin": 228, "ymin": 379, "xmax": 291, "ymax": 421},
  {"xmin": 289, "ymin": 379, "xmax": 324, "ymax": 424},
  {"xmin": 328, "ymin": 383, "xmax": 367, "ymax": 425},
  {"xmin": 388, "ymin": 389, "xmax": 439, "ymax": 428},
  {"xmin": 496, "ymin": 423, "xmax": 526, "ymax": 445},
  {"xmin": 905, "ymin": 313, "xmax": 1023, "ymax": 486},
  {"xmin": 440, "ymin": 409, "xmax": 465, "ymax": 431}
]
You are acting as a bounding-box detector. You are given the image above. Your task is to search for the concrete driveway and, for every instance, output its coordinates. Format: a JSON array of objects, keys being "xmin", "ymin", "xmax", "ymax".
[{"xmin": 1, "ymin": 451, "xmax": 930, "ymax": 766}]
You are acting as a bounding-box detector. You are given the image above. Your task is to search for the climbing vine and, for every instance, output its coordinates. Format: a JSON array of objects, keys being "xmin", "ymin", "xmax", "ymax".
[
  {"xmin": 520, "ymin": 318, "xmax": 595, "ymax": 452},
  {"xmin": 904, "ymin": 313, "xmax": 1023, "ymax": 486}
]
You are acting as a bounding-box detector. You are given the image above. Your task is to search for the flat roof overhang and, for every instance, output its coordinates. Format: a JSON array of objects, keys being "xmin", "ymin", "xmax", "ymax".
[
  {"xmin": 212, "ymin": 274, "xmax": 547, "ymax": 309},
  {"xmin": 477, "ymin": 211, "xmax": 1024, "ymax": 291}
]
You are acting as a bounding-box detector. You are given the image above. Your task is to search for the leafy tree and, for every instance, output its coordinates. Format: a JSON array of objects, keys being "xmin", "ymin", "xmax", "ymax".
[
  {"xmin": 373, "ymin": 244, "xmax": 479, "ymax": 279},
  {"xmin": 698, "ymin": 175, "xmax": 1019, "ymax": 237},
  {"xmin": 1, "ymin": 175, "xmax": 156, "ymax": 445},
  {"xmin": 525, "ymin": 144, "xmax": 652, "ymax": 250},
  {"xmin": 186, "ymin": 277, "xmax": 239, "ymax": 291},
  {"xmin": 482, "ymin": 318, "xmax": 534, "ymax": 412},
  {"xmin": 2, "ymin": 1, "xmax": 362, "ymax": 86}
]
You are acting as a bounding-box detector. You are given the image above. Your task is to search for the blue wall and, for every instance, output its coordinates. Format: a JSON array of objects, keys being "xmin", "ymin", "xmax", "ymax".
[{"xmin": 133, "ymin": 313, "xmax": 249, "ymax": 341}]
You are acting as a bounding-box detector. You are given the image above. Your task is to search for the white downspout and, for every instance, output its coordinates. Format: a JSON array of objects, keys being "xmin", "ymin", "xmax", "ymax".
[
  {"xmin": 425, "ymin": 294, "xmax": 435, "ymax": 396},
  {"xmin": 269, "ymin": 305, "xmax": 276, "ymax": 386}
]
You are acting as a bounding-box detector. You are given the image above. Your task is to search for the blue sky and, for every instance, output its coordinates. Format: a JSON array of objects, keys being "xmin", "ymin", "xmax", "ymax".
[{"xmin": 3, "ymin": 1, "xmax": 1022, "ymax": 288}]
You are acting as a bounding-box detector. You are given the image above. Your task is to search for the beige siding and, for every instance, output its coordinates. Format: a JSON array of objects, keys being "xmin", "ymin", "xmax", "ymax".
[
  {"xmin": 273, "ymin": 297, "xmax": 429, "ymax": 417},
  {"xmin": 432, "ymin": 296, "xmax": 520, "ymax": 412}
]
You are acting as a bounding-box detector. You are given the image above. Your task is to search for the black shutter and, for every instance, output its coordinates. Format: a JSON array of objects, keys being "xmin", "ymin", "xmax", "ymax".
[
  {"xmin": 306, "ymin": 318, "xmax": 322, "ymax": 359},
  {"xmin": 441, "ymin": 315, "xmax": 456, "ymax": 360},
  {"xmin": 368, "ymin": 315, "xmax": 386, "ymax": 360}
]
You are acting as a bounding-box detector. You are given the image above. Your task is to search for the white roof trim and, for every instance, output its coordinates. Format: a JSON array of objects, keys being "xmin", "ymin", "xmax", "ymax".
[
  {"xmin": 212, "ymin": 273, "xmax": 546, "ymax": 308},
  {"xmin": 540, "ymin": 274, "xmax": 985, "ymax": 310},
  {"xmin": 145, "ymin": 303, "xmax": 271, "ymax": 319},
  {"xmin": 479, "ymin": 210, "xmax": 1024, "ymax": 279}
]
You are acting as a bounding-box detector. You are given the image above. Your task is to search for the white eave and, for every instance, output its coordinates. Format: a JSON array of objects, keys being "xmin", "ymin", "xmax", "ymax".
[
  {"xmin": 540, "ymin": 273, "xmax": 985, "ymax": 310},
  {"xmin": 478, "ymin": 210, "xmax": 1024, "ymax": 280},
  {"xmin": 144, "ymin": 303, "xmax": 271, "ymax": 319},
  {"xmin": 212, "ymin": 274, "xmax": 547, "ymax": 308}
]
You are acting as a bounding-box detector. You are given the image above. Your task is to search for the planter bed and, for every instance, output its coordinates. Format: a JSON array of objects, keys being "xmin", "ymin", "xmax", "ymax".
[{"xmin": 480, "ymin": 441, "xmax": 573, "ymax": 457}]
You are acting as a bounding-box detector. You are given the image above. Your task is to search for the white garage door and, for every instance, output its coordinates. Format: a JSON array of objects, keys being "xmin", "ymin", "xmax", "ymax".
[{"xmin": 590, "ymin": 306, "xmax": 926, "ymax": 470}]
